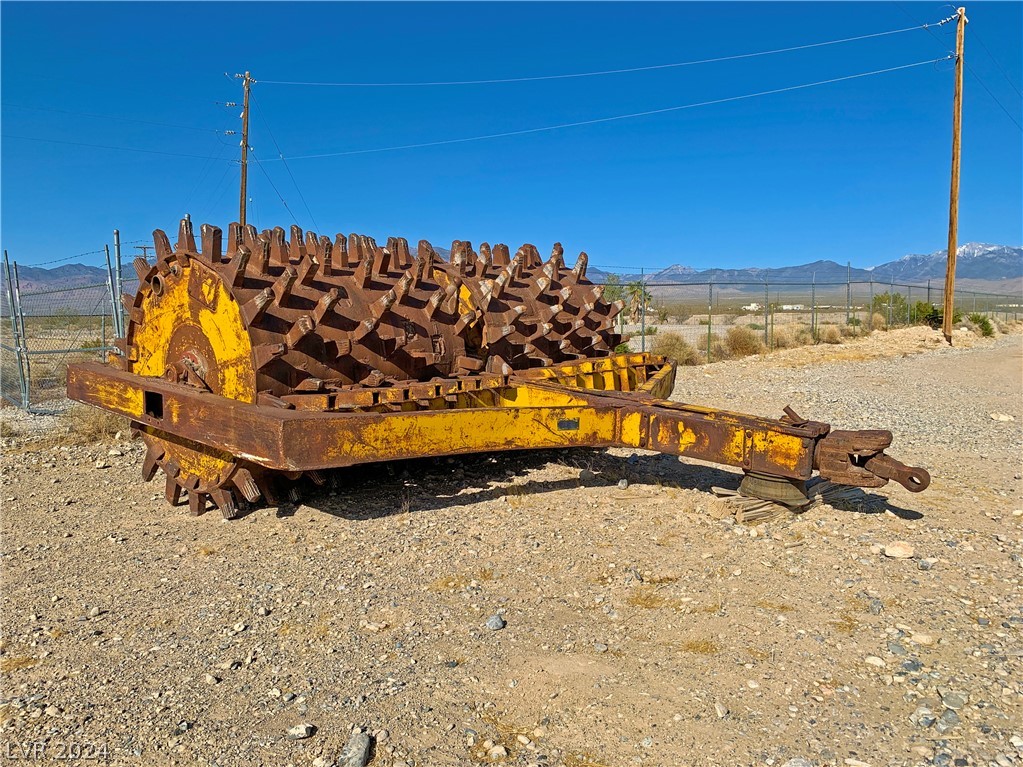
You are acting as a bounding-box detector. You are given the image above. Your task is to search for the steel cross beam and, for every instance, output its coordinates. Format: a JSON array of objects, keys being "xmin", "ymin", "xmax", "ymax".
[{"xmin": 67, "ymin": 362, "xmax": 928, "ymax": 493}]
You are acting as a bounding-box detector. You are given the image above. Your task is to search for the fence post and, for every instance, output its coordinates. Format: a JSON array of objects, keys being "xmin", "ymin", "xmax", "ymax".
[
  {"xmin": 869, "ymin": 276, "xmax": 874, "ymax": 327},
  {"xmin": 104, "ymin": 245, "xmax": 119, "ymax": 335},
  {"xmin": 640, "ymin": 268, "xmax": 645, "ymax": 353},
  {"xmin": 811, "ymin": 273, "xmax": 817, "ymax": 337},
  {"xmin": 12, "ymin": 262, "xmax": 31, "ymax": 409},
  {"xmin": 707, "ymin": 282, "xmax": 713, "ymax": 363},
  {"xmin": 3, "ymin": 250, "xmax": 28, "ymax": 409},
  {"xmin": 113, "ymin": 229, "xmax": 124, "ymax": 338},
  {"xmin": 846, "ymin": 262, "xmax": 851, "ymax": 325},
  {"xmin": 887, "ymin": 275, "xmax": 894, "ymax": 328},
  {"xmin": 763, "ymin": 280, "xmax": 769, "ymax": 346}
]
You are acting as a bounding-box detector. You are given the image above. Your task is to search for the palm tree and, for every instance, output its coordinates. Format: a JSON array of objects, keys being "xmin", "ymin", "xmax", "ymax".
[{"xmin": 626, "ymin": 281, "xmax": 651, "ymax": 324}]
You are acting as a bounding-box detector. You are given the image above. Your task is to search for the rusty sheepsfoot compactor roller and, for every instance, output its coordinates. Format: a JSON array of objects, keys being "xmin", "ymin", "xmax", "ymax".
[{"xmin": 67, "ymin": 219, "xmax": 930, "ymax": 518}]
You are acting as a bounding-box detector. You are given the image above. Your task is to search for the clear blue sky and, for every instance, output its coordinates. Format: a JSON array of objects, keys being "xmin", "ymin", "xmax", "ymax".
[{"xmin": 2, "ymin": 1, "xmax": 1021, "ymax": 271}]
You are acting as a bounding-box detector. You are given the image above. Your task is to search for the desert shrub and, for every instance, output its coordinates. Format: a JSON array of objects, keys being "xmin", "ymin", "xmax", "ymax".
[
  {"xmin": 872, "ymin": 292, "xmax": 908, "ymax": 321},
  {"xmin": 772, "ymin": 324, "xmax": 812, "ymax": 349},
  {"xmin": 819, "ymin": 325, "xmax": 842, "ymax": 344},
  {"xmin": 60, "ymin": 405, "xmax": 127, "ymax": 444},
  {"xmin": 917, "ymin": 303, "xmax": 962, "ymax": 330},
  {"xmin": 652, "ymin": 332, "xmax": 702, "ymax": 366},
  {"xmin": 870, "ymin": 312, "xmax": 887, "ymax": 331},
  {"xmin": 725, "ymin": 325, "xmax": 766, "ymax": 358},
  {"xmin": 847, "ymin": 317, "xmax": 862, "ymax": 327},
  {"xmin": 989, "ymin": 317, "xmax": 1014, "ymax": 334},
  {"xmin": 839, "ymin": 323, "xmax": 864, "ymax": 338},
  {"xmin": 614, "ymin": 342, "xmax": 631, "ymax": 354},
  {"xmin": 697, "ymin": 332, "xmax": 730, "ymax": 362},
  {"xmin": 968, "ymin": 312, "xmax": 994, "ymax": 337},
  {"xmin": 747, "ymin": 323, "xmax": 764, "ymax": 331},
  {"xmin": 656, "ymin": 307, "xmax": 669, "ymax": 323},
  {"xmin": 638, "ymin": 326, "xmax": 658, "ymax": 336}
]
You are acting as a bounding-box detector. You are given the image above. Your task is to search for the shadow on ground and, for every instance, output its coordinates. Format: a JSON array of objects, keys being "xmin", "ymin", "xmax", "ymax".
[
  {"xmin": 258, "ymin": 449, "xmax": 746, "ymax": 522},
  {"xmin": 183, "ymin": 448, "xmax": 924, "ymax": 523}
]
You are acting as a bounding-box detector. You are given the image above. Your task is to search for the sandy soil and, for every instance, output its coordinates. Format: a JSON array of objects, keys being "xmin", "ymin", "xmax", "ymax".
[{"xmin": 1, "ymin": 326, "xmax": 1021, "ymax": 767}]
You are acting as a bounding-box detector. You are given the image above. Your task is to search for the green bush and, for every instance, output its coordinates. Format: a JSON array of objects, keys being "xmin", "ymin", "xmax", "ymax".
[
  {"xmin": 918, "ymin": 303, "xmax": 962, "ymax": 330},
  {"xmin": 968, "ymin": 312, "xmax": 994, "ymax": 337}
]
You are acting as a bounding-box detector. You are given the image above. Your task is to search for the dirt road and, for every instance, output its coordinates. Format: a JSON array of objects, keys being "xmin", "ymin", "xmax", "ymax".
[{"xmin": 1, "ymin": 327, "xmax": 1021, "ymax": 767}]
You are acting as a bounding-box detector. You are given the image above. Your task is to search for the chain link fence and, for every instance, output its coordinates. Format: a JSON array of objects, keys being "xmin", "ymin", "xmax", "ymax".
[
  {"xmin": 2, "ymin": 237, "xmax": 139, "ymax": 414},
  {"xmin": 583, "ymin": 271, "xmax": 1020, "ymax": 359},
  {"xmin": 2, "ymin": 250, "xmax": 1020, "ymax": 412}
]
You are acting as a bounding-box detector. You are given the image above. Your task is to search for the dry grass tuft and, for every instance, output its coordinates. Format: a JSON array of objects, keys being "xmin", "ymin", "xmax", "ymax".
[
  {"xmin": 819, "ymin": 324, "xmax": 842, "ymax": 344},
  {"xmin": 429, "ymin": 567, "xmax": 495, "ymax": 592},
  {"xmin": 725, "ymin": 325, "xmax": 766, "ymax": 358},
  {"xmin": 0, "ymin": 421, "xmax": 22, "ymax": 439},
  {"xmin": 678, "ymin": 639, "xmax": 720, "ymax": 655},
  {"xmin": 697, "ymin": 332, "xmax": 730, "ymax": 361},
  {"xmin": 0, "ymin": 656, "xmax": 39, "ymax": 673},
  {"xmin": 627, "ymin": 585, "xmax": 682, "ymax": 610},
  {"xmin": 651, "ymin": 332, "xmax": 702, "ymax": 366},
  {"xmin": 870, "ymin": 312, "xmax": 887, "ymax": 331},
  {"xmin": 58, "ymin": 405, "xmax": 127, "ymax": 445},
  {"xmin": 772, "ymin": 324, "xmax": 814, "ymax": 349},
  {"xmin": 754, "ymin": 599, "xmax": 794, "ymax": 613}
]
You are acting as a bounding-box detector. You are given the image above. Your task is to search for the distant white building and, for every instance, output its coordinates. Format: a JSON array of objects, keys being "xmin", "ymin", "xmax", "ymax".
[
  {"xmin": 781, "ymin": 304, "xmax": 805, "ymax": 311},
  {"xmin": 742, "ymin": 302, "xmax": 762, "ymax": 312}
]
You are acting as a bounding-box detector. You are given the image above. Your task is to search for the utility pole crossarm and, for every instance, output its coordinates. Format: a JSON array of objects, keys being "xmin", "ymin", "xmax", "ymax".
[{"xmin": 942, "ymin": 7, "xmax": 967, "ymax": 345}]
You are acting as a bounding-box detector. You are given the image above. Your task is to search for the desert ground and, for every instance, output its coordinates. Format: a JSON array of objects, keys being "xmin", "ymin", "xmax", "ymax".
[{"xmin": 1, "ymin": 326, "xmax": 1021, "ymax": 767}]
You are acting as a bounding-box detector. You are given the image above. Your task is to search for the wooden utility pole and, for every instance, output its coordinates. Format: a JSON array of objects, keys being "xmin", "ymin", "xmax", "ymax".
[
  {"xmin": 943, "ymin": 8, "xmax": 967, "ymax": 344},
  {"xmin": 236, "ymin": 71, "xmax": 253, "ymax": 227}
]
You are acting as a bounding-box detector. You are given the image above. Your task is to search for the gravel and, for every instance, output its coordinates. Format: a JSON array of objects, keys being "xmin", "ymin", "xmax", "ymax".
[{"xmin": 1, "ymin": 327, "xmax": 1020, "ymax": 766}]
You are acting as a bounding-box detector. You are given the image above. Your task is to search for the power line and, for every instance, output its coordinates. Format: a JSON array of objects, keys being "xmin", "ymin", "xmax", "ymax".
[
  {"xmin": 269, "ymin": 56, "xmax": 953, "ymax": 161},
  {"xmin": 183, "ymin": 136, "xmax": 233, "ymax": 216},
  {"xmin": 964, "ymin": 60, "xmax": 1023, "ymax": 132},
  {"xmin": 1, "ymin": 134, "xmax": 234, "ymax": 160},
  {"xmin": 902, "ymin": 4, "xmax": 1022, "ymax": 132},
  {"xmin": 249, "ymin": 92, "xmax": 321, "ymax": 232},
  {"xmin": 969, "ymin": 27, "xmax": 1022, "ymax": 99},
  {"xmin": 258, "ymin": 18, "xmax": 953, "ymax": 87},
  {"xmin": 249, "ymin": 149, "xmax": 301, "ymax": 226},
  {"xmin": 195, "ymin": 161, "xmax": 238, "ymax": 224},
  {"xmin": 1, "ymin": 103, "xmax": 221, "ymax": 133}
]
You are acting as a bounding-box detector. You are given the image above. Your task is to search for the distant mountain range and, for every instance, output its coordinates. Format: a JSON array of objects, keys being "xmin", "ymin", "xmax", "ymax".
[
  {"xmin": 588, "ymin": 243, "xmax": 1023, "ymax": 292},
  {"xmin": 7, "ymin": 242, "xmax": 1021, "ymax": 296}
]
